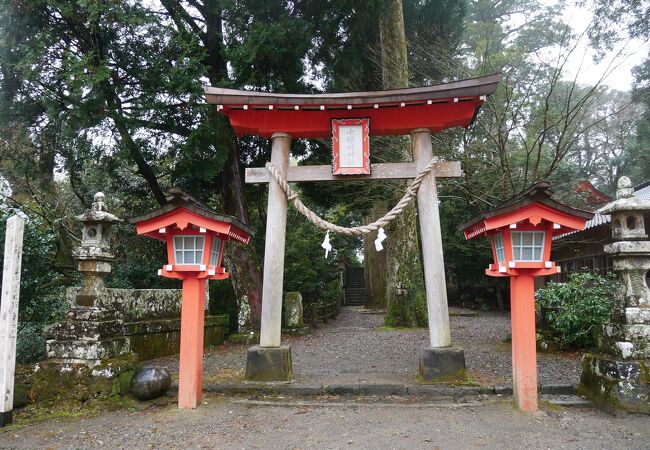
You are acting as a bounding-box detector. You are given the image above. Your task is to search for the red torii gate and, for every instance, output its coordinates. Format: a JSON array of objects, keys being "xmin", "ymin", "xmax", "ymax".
[{"xmin": 204, "ymin": 74, "xmax": 501, "ymax": 380}]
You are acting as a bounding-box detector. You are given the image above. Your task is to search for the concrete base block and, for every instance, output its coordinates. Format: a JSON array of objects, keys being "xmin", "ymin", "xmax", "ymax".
[
  {"xmin": 419, "ymin": 346, "xmax": 466, "ymax": 381},
  {"xmin": 579, "ymin": 353, "xmax": 650, "ymax": 413},
  {"xmin": 0, "ymin": 410, "xmax": 12, "ymax": 427},
  {"xmin": 245, "ymin": 345, "xmax": 293, "ymax": 381}
]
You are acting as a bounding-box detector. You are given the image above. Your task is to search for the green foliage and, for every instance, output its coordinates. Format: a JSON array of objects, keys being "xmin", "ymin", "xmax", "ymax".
[
  {"xmin": 284, "ymin": 204, "xmax": 359, "ymax": 305},
  {"xmin": 0, "ymin": 211, "xmax": 68, "ymax": 363},
  {"xmin": 536, "ymin": 272, "xmax": 620, "ymax": 348}
]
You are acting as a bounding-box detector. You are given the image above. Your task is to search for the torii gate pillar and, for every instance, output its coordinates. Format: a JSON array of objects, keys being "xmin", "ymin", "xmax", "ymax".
[
  {"xmin": 412, "ymin": 129, "xmax": 466, "ymax": 380},
  {"xmin": 246, "ymin": 132, "xmax": 293, "ymax": 381}
]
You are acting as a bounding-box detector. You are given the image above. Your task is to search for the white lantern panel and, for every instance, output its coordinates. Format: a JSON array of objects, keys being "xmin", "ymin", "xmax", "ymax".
[
  {"xmin": 209, "ymin": 237, "xmax": 222, "ymax": 266},
  {"xmin": 511, "ymin": 231, "xmax": 545, "ymax": 262},
  {"xmin": 493, "ymin": 232, "xmax": 505, "ymax": 262},
  {"xmin": 173, "ymin": 235, "xmax": 205, "ymax": 264}
]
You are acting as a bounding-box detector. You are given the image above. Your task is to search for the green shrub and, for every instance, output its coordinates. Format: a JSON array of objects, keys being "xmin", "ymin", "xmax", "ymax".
[{"xmin": 536, "ymin": 272, "xmax": 619, "ymax": 348}]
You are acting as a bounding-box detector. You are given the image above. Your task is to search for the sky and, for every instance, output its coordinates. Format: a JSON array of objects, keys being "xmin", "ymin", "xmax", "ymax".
[{"xmin": 557, "ymin": 2, "xmax": 648, "ymax": 91}]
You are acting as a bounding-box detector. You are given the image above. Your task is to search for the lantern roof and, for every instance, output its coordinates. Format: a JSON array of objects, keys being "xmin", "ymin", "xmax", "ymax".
[
  {"xmin": 458, "ymin": 181, "xmax": 594, "ymax": 240},
  {"xmin": 600, "ymin": 176, "xmax": 650, "ymax": 214},
  {"xmin": 128, "ymin": 188, "xmax": 254, "ymax": 244},
  {"xmin": 203, "ymin": 73, "xmax": 501, "ymax": 138}
]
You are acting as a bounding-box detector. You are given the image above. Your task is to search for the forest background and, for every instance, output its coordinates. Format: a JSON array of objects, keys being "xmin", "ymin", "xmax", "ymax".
[{"xmin": 0, "ymin": 0, "xmax": 649, "ymax": 362}]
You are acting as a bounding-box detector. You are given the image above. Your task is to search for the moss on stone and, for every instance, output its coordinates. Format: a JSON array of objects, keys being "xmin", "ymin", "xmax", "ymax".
[
  {"xmin": 416, "ymin": 369, "xmax": 468, "ymax": 384},
  {"xmin": 19, "ymin": 353, "xmax": 139, "ymax": 409},
  {"xmin": 127, "ymin": 315, "xmax": 225, "ymax": 360},
  {"xmin": 579, "ymin": 353, "xmax": 650, "ymax": 413}
]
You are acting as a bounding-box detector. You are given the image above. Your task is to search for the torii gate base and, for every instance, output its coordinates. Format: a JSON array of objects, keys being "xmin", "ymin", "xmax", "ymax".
[{"xmin": 245, "ymin": 346, "xmax": 293, "ymax": 381}]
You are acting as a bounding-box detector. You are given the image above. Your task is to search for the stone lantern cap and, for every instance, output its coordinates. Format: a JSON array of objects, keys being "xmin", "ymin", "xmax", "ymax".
[
  {"xmin": 75, "ymin": 192, "xmax": 121, "ymax": 224},
  {"xmin": 601, "ymin": 177, "xmax": 650, "ymax": 214}
]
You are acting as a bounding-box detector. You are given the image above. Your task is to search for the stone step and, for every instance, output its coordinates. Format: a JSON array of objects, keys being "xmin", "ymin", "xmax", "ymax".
[
  {"xmin": 611, "ymin": 307, "xmax": 650, "ymax": 325},
  {"xmin": 598, "ymin": 338, "xmax": 650, "ymax": 359},
  {"xmin": 602, "ymin": 323, "xmax": 650, "ymax": 342},
  {"xmin": 46, "ymin": 337, "xmax": 130, "ymax": 361}
]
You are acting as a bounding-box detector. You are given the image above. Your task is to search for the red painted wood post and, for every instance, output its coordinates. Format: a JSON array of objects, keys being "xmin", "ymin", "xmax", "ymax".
[
  {"xmin": 178, "ymin": 277, "xmax": 206, "ymax": 409},
  {"xmin": 510, "ymin": 274, "xmax": 538, "ymax": 411}
]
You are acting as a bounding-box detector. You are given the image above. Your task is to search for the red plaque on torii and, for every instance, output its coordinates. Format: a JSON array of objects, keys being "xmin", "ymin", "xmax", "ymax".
[{"xmin": 331, "ymin": 118, "xmax": 370, "ymax": 175}]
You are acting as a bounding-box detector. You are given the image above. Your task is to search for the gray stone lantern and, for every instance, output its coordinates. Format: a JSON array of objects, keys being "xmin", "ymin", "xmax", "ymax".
[
  {"xmin": 607, "ymin": 177, "xmax": 649, "ymax": 241},
  {"xmin": 580, "ymin": 176, "xmax": 650, "ymax": 412},
  {"xmin": 45, "ymin": 192, "xmax": 130, "ymax": 366},
  {"xmin": 72, "ymin": 192, "xmax": 120, "ymax": 307}
]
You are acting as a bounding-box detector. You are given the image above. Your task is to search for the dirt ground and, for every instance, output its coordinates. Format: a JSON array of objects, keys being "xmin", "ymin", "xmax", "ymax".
[
  {"xmin": 2, "ymin": 307, "xmax": 645, "ymax": 449},
  {"xmin": 153, "ymin": 306, "xmax": 581, "ymax": 386},
  {"xmin": 1, "ymin": 394, "xmax": 649, "ymax": 449}
]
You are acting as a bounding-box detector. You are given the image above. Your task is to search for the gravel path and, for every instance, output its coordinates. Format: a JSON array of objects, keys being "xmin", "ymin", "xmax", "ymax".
[
  {"xmin": 152, "ymin": 307, "xmax": 581, "ymax": 386},
  {"xmin": 1, "ymin": 395, "xmax": 648, "ymax": 449}
]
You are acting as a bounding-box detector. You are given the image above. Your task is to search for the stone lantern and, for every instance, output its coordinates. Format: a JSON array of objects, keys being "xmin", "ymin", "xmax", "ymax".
[
  {"xmin": 46, "ymin": 192, "xmax": 130, "ymax": 366},
  {"xmin": 580, "ymin": 177, "xmax": 650, "ymax": 412},
  {"xmin": 73, "ymin": 192, "xmax": 120, "ymax": 307}
]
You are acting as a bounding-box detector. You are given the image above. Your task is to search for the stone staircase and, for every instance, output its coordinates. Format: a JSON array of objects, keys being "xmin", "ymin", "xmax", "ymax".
[{"xmin": 344, "ymin": 267, "xmax": 366, "ymax": 306}]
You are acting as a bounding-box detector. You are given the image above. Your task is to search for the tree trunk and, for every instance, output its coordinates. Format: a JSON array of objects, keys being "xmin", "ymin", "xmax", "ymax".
[
  {"xmin": 379, "ymin": 0, "xmax": 409, "ymax": 89},
  {"xmin": 216, "ymin": 116, "xmax": 264, "ymax": 326},
  {"xmin": 200, "ymin": 1, "xmax": 264, "ymax": 326},
  {"xmin": 362, "ymin": 201, "xmax": 388, "ymax": 308},
  {"xmin": 379, "ymin": 0, "xmax": 427, "ymax": 327}
]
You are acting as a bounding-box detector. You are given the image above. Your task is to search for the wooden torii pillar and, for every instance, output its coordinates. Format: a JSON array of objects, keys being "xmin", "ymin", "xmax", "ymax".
[{"xmin": 204, "ymin": 74, "xmax": 501, "ymax": 381}]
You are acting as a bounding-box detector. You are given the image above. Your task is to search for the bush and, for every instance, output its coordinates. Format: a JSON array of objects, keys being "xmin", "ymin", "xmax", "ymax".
[{"xmin": 536, "ymin": 272, "xmax": 619, "ymax": 348}]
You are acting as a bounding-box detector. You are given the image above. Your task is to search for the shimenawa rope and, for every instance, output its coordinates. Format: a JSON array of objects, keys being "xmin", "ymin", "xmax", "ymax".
[{"xmin": 264, "ymin": 156, "xmax": 439, "ymax": 236}]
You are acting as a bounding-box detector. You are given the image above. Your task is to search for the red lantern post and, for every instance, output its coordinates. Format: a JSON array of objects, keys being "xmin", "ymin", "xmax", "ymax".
[
  {"xmin": 129, "ymin": 189, "xmax": 253, "ymax": 409},
  {"xmin": 459, "ymin": 182, "xmax": 593, "ymax": 411}
]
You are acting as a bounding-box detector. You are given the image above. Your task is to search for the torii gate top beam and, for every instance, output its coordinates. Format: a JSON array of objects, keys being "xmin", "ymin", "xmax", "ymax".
[{"xmin": 203, "ymin": 73, "xmax": 501, "ymax": 138}]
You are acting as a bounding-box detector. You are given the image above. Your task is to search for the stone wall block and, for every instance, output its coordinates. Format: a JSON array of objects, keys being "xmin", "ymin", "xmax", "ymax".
[
  {"xmin": 283, "ymin": 292, "xmax": 304, "ymax": 329},
  {"xmin": 46, "ymin": 338, "xmax": 130, "ymax": 363},
  {"xmin": 66, "ymin": 287, "xmax": 210, "ymax": 321},
  {"xmin": 602, "ymin": 323, "xmax": 650, "ymax": 342},
  {"xmin": 50, "ymin": 319, "xmax": 123, "ymax": 341},
  {"xmin": 599, "ymin": 338, "xmax": 649, "ymax": 360},
  {"xmin": 610, "ymin": 307, "xmax": 650, "ymax": 324}
]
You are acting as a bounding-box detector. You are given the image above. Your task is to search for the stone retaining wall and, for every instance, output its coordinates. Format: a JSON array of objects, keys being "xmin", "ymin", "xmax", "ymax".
[
  {"xmin": 65, "ymin": 287, "xmax": 225, "ymax": 360},
  {"xmin": 125, "ymin": 315, "xmax": 226, "ymax": 360},
  {"xmin": 66, "ymin": 286, "xmax": 211, "ymax": 320}
]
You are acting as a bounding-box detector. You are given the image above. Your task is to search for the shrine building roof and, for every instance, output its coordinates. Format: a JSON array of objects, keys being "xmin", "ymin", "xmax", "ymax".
[{"xmin": 203, "ymin": 73, "xmax": 501, "ymax": 138}]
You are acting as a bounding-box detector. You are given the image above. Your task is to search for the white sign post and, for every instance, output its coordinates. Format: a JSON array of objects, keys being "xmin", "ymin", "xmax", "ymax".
[{"xmin": 0, "ymin": 215, "xmax": 25, "ymax": 427}]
